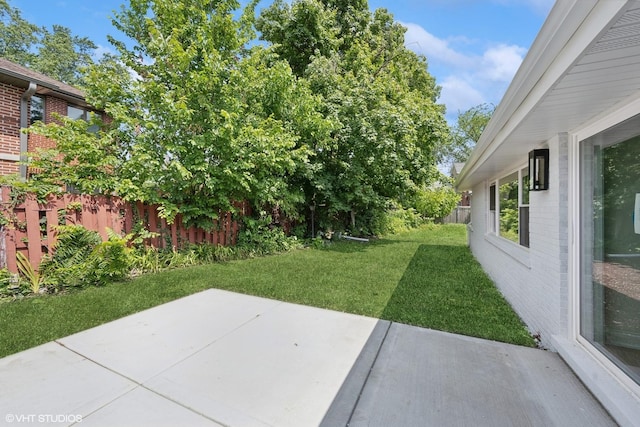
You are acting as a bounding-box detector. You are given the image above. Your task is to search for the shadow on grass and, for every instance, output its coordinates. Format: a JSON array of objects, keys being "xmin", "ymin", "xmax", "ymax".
[
  {"xmin": 320, "ymin": 237, "xmax": 402, "ymax": 253},
  {"xmin": 380, "ymin": 244, "xmax": 535, "ymax": 346}
]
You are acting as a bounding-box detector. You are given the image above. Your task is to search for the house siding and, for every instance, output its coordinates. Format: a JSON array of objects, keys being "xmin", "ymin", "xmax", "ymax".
[
  {"xmin": 468, "ymin": 134, "xmax": 569, "ymax": 350},
  {"xmin": 0, "ymin": 82, "xmax": 22, "ymax": 160},
  {"xmin": 28, "ymin": 96, "xmax": 68, "ymax": 153},
  {"xmin": 0, "ymin": 80, "xmax": 80, "ymax": 173}
]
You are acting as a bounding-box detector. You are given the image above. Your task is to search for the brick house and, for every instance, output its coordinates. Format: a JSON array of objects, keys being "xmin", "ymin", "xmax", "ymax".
[{"xmin": 0, "ymin": 57, "xmax": 102, "ymax": 178}]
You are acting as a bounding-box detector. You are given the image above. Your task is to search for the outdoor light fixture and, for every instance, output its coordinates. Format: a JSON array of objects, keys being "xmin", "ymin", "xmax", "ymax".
[{"xmin": 528, "ymin": 149, "xmax": 549, "ymax": 191}]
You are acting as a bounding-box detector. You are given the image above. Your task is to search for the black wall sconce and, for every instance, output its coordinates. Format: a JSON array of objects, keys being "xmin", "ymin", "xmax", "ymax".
[{"xmin": 529, "ymin": 148, "xmax": 549, "ymax": 191}]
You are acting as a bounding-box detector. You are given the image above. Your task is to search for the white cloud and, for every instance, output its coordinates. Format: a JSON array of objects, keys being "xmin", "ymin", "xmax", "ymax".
[
  {"xmin": 400, "ymin": 22, "xmax": 528, "ymax": 121},
  {"xmin": 401, "ymin": 22, "xmax": 471, "ymax": 68},
  {"xmin": 92, "ymin": 44, "xmax": 115, "ymax": 61},
  {"xmin": 480, "ymin": 44, "xmax": 526, "ymax": 82},
  {"xmin": 440, "ymin": 76, "xmax": 485, "ymax": 118}
]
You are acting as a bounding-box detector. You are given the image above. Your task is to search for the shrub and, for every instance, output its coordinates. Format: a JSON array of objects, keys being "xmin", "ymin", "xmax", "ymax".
[
  {"xmin": 369, "ymin": 205, "xmax": 425, "ymax": 236},
  {"xmin": 0, "ymin": 268, "xmax": 20, "ymax": 300},
  {"xmin": 86, "ymin": 238, "xmax": 132, "ymax": 285},
  {"xmin": 40, "ymin": 225, "xmax": 102, "ymax": 289},
  {"xmin": 414, "ymin": 186, "xmax": 461, "ymax": 221},
  {"xmin": 237, "ymin": 214, "xmax": 300, "ymax": 256}
]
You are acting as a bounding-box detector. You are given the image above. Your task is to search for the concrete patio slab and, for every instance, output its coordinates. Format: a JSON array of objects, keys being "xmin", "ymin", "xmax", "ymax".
[
  {"xmin": 145, "ymin": 300, "xmax": 378, "ymax": 427},
  {"xmin": 57, "ymin": 290, "xmax": 283, "ymax": 382},
  {"xmin": 0, "ymin": 289, "xmax": 617, "ymax": 427},
  {"xmin": 338, "ymin": 322, "xmax": 616, "ymax": 427},
  {"xmin": 79, "ymin": 387, "xmax": 221, "ymax": 427},
  {"xmin": 0, "ymin": 342, "xmax": 136, "ymax": 425}
]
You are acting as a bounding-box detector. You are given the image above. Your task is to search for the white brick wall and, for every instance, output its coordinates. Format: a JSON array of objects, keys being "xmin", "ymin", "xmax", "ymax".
[{"xmin": 468, "ymin": 134, "xmax": 569, "ymax": 349}]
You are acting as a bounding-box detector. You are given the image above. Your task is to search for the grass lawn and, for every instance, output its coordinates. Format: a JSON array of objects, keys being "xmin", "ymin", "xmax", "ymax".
[{"xmin": 0, "ymin": 224, "xmax": 535, "ymax": 357}]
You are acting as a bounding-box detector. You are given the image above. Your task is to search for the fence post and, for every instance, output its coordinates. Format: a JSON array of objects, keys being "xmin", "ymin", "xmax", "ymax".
[{"xmin": 25, "ymin": 196, "xmax": 43, "ymax": 268}]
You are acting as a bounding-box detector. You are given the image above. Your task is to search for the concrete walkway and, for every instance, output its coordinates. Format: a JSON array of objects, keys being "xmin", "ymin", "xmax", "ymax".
[{"xmin": 0, "ymin": 289, "xmax": 615, "ymax": 426}]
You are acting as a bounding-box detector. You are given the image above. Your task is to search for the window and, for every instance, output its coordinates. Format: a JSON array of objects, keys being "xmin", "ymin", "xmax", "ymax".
[
  {"xmin": 489, "ymin": 183, "xmax": 496, "ymax": 233},
  {"xmin": 30, "ymin": 95, "xmax": 44, "ymax": 125},
  {"xmin": 68, "ymin": 105, "xmax": 99, "ymax": 132},
  {"xmin": 68, "ymin": 105, "xmax": 89, "ymax": 121},
  {"xmin": 499, "ymin": 171, "xmax": 519, "ymax": 243},
  {"xmin": 580, "ymin": 114, "xmax": 640, "ymax": 385},
  {"xmin": 489, "ymin": 166, "xmax": 530, "ymax": 247}
]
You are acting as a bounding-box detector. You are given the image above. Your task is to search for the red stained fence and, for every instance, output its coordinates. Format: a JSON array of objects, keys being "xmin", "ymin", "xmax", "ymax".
[{"xmin": 0, "ymin": 186, "xmax": 247, "ymax": 273}]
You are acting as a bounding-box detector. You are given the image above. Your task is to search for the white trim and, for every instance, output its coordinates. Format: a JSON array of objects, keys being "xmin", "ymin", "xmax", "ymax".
[
  {"xmin": 0, "ymin": 153, "xmax": 20, "ymax": 162},
  {"xmin": 552, "ymin": 335, "xmax": 640, "ymax": 427},
  {"xmin": 567, "ymin": 99, "xmax": 640, "ymax": 421},
  {"xmin": 568, "ymin": 133, "xmax": 580, "ymax": 343},
  {"xmin": 484, "ymin": 233, "xmax": 531, "ymax": 268},
  {"xmin": 573, "ymin": 92, "xmax": 640, "ymax": 142},
  {"xmin": 576, "ymin": 334, "xmax": 640, "ymax": 400}
]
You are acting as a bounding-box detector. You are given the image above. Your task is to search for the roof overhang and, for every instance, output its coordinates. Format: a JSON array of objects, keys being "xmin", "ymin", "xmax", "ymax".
[
  {"xmin": 457, "ymin": 0, "xmax": 640, "ymax": 190},
  {"xmin": 0, "ymin": 61, "xmax": 87, "ymax": 106}
]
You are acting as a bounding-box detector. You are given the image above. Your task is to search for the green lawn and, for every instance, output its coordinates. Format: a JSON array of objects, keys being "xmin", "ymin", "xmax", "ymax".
[{"xmin": 0, "ymin": 224, "xmax": 535, "ymax": 357}]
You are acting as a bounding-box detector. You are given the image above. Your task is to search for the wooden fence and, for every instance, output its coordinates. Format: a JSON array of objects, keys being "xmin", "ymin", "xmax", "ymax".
[
  {"xmin": 443, "ymin": 206, "xmax": 471, "ymax": 224},
  {"xmin": 0, "ymin": 186, "xmax": 246, "ymax": 273}
]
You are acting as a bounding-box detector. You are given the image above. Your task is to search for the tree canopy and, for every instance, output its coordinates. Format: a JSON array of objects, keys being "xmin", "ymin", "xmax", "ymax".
[
  {"xmin": 27, "ymin": 0, "xmax": 451, "ymax": 235},
  {"xmin": 257, "ymin": 0, "xmax": 449, "ymax": 232},
  {"xmin": 0, "ymin": 0, "xmax": 96, "ymax": 85},
  {"xmin": 439, "ymin": 103, "xmax": 494, "ymax": 165}
]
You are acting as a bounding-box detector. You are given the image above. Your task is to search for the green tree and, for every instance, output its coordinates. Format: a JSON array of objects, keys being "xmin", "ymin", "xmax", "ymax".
[
  {"xmin": 31, "ymin": 25, "xmax": 96, "ymax": 86},
  {"xmin": 29, "ymin": 0, "xmax": 329, "ymax": 229},
  {"xmin": 414, "ymin": 180, "xmax": 461, "ymax": 221},
  {"xmin": 0, "ymin": 0, "xmax": 40, "ymax": 65},
  {"xmin": 0, "ymin": 0, "xmax": 96, "ymax": 86},
  {"xmin": 439, "ymin": 103, "xmax": 494, "ymax": 164},
  {"xmin": 258, "ymin": 1, "xmax": 449, "ymax": 234}
]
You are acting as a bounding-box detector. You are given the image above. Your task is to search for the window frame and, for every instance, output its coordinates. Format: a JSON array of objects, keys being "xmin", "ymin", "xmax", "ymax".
[
  {"xmin": 488, "ymin": 165, "xmax": 530, "ymax": 248},
  {"xmin": 67, "ymin": 104, "xmax": 90, "ymax": 121},
  {"xmin": 30, "ymin": 95, "xmax": 45, "ymax": 125}
]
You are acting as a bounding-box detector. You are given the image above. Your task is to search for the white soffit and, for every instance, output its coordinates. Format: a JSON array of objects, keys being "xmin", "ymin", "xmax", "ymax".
[{"xmin": 457, "ymin": 0, "xmax": 640, "ymax": 189}]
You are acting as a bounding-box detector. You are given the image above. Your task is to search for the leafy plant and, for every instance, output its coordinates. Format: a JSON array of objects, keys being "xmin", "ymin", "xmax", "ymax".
[
  {"xmin": 0, "ymin": 268, "xmax": 21, "ymax": 300},
  {"xmin": 85, "ymin": 237, "xmax": 132, "ymax": 285},
  {"xmin": 122, "ymin": 221, "xmax": 159, "ymax": 249},
  {"xmin": 16, "ymin": 252, "xmax": 42, "ymax": 294},
  {"xmin": 39, "ymin": 225, "xmax": 101, "ymax": 289},
  {"xmin": 414, "ymin": 185, "xmax": 461, "ymax": 221},
  {"xmin": 237, "ymin": 214, "xmax": 300, "ymax": 256},
  {"xmin": 66, "ymin": 202, "xmax": 82, "ymax": 212},
  {"xmin": 372, "ymin": 206, "xmax": 425, "ymax": 235}
]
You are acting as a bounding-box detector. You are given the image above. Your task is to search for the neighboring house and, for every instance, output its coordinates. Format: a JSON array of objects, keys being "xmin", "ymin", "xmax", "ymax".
[
  {"xmin": 0, "ymin": 57, "xmax": 102, "ymax": 179},
  {"xmin": 456, "ymin": 1, "xmax": 640, "ymax": 425},
  {"xmin": 449, "ymin": 162, "xmax": 470, "ymax": 206}
]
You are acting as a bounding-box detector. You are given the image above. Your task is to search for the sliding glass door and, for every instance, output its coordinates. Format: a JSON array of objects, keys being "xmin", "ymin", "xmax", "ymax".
[{"xmin": 580, "ymin": 114, "xmax": 640, "ymax": 385}]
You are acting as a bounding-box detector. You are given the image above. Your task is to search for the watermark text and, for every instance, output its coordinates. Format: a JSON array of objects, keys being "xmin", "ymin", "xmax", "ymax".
[{"xmin": 5, "ymin": 414, "xmax": 83, "ymax": 423}]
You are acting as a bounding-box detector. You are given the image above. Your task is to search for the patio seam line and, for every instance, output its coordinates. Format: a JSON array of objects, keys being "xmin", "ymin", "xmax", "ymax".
[
  {"xmin": 53, "ymin": 301, "xmax": 288, "ymax": 427},
  {"xmin": 54, "ymin": 340, "xmax": 225, "ymax": 427},
  {"xmin": 52, "ymin": 339, "xmax": 235, "ymax": 427},
  {"xmin": 345, "ymin": 320, "xmax": 392, "ymax": 426},
  {"xmin": 148, "ymin": 299, "xmax": 288, "ymax": 378},
  {"xmin": 61, "ymin": 298, "xmax": 286, "ymax": 383}
]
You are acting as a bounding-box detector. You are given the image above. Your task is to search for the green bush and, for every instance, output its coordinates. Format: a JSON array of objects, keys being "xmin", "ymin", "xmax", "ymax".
[
  {"xmin": 86, "ymin": 238, "xmax": 132, "ymax": 285},
  {"xmin": 237, "ymin": 215, "xmax": 300, "ymax": 256},
  {"xmin": 187, "ymin": 243, "xmax": 235, "ymax": 263},
  {"xmin": 414, "ymin": 186, "xmax": 461, "ymax": 221},
  {"xmin": 40, "ymin": 225, "xmax": 102, "ymax": 289},
  {"xmin": 0, "ymin": 268, "xmax": 21, "ymax": 300},
  {"xmin": 371, "ymin": 206, "xmax": 425, "ymax": 235}
]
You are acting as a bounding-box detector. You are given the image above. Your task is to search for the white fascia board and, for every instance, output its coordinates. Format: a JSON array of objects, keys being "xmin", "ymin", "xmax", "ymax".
[{"xmin": 457, "ymin": 0, "xmax": 630, "ymax": 190}]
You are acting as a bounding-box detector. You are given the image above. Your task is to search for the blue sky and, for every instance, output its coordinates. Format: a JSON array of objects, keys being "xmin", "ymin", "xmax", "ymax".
[{"xmin": 11, "ymin": 0, "xmax": 554, "ymax": 121}]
